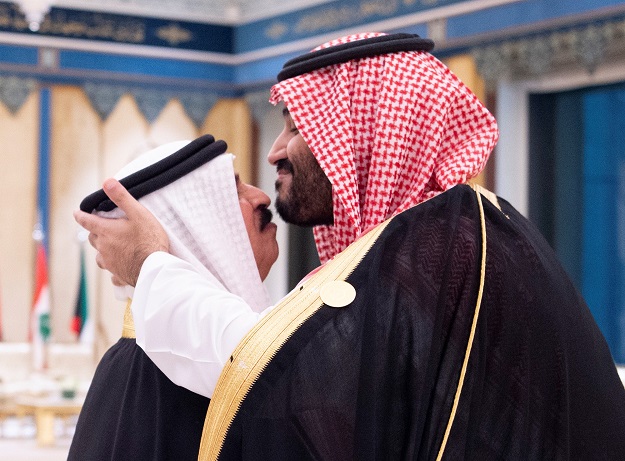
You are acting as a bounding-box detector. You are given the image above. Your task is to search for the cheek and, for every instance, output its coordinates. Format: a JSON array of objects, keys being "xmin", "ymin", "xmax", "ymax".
[
  {"xmin": 239, "ymin": 204, "xmax": 255, "ymax": 235},
  {"xmin": 287, "ymin": 136, "xmax": 307, "ymax": 159},
  {"xmin": 243, "ymin": 221, "xmax": 255, "ymax": 241}
]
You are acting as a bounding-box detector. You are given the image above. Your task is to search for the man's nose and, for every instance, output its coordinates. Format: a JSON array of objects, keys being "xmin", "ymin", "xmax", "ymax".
[
  {"xmin": 250, "ymin": 186, "xmax": 271, "ymax": 207},
  {"xmin": 267, "ymin": 136, "xmax": 287, "ymax": 166}
]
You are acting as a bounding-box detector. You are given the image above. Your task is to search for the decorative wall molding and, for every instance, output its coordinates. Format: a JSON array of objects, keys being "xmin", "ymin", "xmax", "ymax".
[
  {"xmin": 244, "ymin": 88, "xmax": 272, "ymax": 123},
  {"xmin": 0, "ymin": 74, "xmax": 36, "ymax": 112},
  {"xmin": 0, "ymin": 2, "xmax": 234, "ymax": 53},
  {"xmin": 473, "ymin": 16, "xmax": 625, "ymax": 84},
  {"xmin": 177, "ymin": 92, "xmax": 219, "ymax": 127},
  {"xmin": 83, "ymin": 82, "xmax": 218, "ymax": 126}
]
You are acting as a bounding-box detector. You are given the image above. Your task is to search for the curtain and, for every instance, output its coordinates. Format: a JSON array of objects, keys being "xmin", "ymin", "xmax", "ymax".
[
  {"xmin": 582, "ymin": 84, "xmax": 625, "ymax": 363},
  {"xmin": 0, "ymin": 93, "xmax": 39, "ymax": 341},
  {"xmin": 529, "ymin": 81, "xmax": 625, "ymax": 364}
]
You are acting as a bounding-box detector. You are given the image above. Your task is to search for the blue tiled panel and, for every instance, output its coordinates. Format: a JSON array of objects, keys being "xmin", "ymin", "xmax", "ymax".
[
  {"xmin": 59, "ymin": 50, "xmax": 234, "ymax": 82},
  {"xmin": 0, "ymin": 43, "xmax": 39, "ymax": 65}
]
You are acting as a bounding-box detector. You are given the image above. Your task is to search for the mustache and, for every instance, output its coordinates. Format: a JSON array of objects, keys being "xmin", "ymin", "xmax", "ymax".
[
  {"xmin": 276, "ymin": 158, "xmax": 294, "ymax": 174},
  {"xmin": 259, "ymin": 206, "xmax": 274, "ymax": 230}
]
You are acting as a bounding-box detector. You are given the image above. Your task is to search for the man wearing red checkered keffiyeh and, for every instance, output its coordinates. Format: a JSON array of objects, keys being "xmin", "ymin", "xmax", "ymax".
[
  {"xmin": 267, "ymin": 32, "xmax": 498, "ymax": 263},
  {"xmin": 200, "ymin": 32, "xmax": 625, "ymax": 459}
]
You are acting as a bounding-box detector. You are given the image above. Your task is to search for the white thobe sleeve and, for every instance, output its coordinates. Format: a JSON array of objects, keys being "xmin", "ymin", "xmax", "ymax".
[{"xmin": 131, "ymin": 251, "xmax": 271, "ymax": 398}]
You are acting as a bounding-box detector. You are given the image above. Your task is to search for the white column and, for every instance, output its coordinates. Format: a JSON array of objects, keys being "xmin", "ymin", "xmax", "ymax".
[{"xmin": 495, "ymin": 80, "xmax": 529, "ymax": 216}]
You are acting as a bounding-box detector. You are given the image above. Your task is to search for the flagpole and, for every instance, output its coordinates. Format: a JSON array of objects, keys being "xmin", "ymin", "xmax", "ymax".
[
  {"xmin": 31, "ymin": 84, "xmax": 52, "ymax": 372},
  {"xmin": 37, "ymin": 86, "xmax": 51, "ymax": 246}
]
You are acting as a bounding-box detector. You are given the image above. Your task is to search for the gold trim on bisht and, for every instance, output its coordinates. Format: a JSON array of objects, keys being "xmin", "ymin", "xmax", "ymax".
[
  {"xmin": 468, "ymin": 182, "xmax": 501, "ymax": 211},
  {"xmin": 199, "ymin": 185, "xmax": 492, "ymax": 460},
  {"xmin": 121, "ymin": 299, "xmax": 136, "ymax": 339},
  {"xmin": 198, "ymin": 217, "xmax": 392, "ymax": 460},
  {"xmin": 436, "ymin": 186, "xmax": 488, "ymax": 459}
]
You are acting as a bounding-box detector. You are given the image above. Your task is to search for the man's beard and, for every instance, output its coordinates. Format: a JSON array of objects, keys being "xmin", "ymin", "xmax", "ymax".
[{"xmin": 275, "ymin": 159, "xmax": 333, "ymax": 227}]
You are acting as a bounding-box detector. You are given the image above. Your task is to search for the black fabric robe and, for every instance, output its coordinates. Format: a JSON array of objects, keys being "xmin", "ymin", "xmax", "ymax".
[
  {"xmin": 212, "ymin": 184, "xmax": 625, "ymax": 460},
  {"xmin": 68, "ymin": 337, "xmax": 209, "ymax": 460}
]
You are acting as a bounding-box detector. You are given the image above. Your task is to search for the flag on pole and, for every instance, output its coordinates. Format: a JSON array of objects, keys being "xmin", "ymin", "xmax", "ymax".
[
  {"xmin": 31, "ymin": 237, "xmax": 51, "ymax": 370},
  {"xmin": 71, "ymin": 244, "xmax": 92, "ymax": 343}
]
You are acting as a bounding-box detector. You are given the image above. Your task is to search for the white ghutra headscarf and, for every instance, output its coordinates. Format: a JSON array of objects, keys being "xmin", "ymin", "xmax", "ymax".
[{"xmin": 99, "ymin": 140, "xmax": 271, "ymax": 313}]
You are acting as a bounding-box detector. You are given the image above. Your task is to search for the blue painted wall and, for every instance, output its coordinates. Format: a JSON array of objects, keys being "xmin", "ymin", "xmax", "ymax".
[
  {"xmin": 59, "ymin": 50, "xmax": 234, "ymax": 83},
  {"xmin": 447, "ymin": 0, "xmax": 625, "ymax": 39},
  {"xmin": 0, "ymin": 42, "xmax": 38, "ymax": 65}
]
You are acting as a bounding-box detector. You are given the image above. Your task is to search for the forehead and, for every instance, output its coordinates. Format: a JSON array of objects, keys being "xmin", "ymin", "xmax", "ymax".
[{"xmin": 234, "ymin": 173, "xmax": 253, "ymax": 197}]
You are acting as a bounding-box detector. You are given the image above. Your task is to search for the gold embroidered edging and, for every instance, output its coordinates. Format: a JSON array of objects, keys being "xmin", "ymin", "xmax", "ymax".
[
  {"xmin": 469, "ymin": 183, "xmax": 501, "ymax": 211},
  {"xmin": 436, "ymin": 187, "xmax": 488, "ymax": 460},
  {"xmin": 198, "ymin": 218, "xmax": 392, "ymax": 461},
  {"xmin": 121, "ymin": 299, "xmax": 136, "ymax": 339}
]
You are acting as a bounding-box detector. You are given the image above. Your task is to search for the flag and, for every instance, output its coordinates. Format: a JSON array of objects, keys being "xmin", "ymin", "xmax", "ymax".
[
  {"xmin": 71, "ymin": 245, "xmax": 92, "ymax": 343},
  {"xmin": 31, "ymin": 240, "xmax": 51, "ymax": 370}
]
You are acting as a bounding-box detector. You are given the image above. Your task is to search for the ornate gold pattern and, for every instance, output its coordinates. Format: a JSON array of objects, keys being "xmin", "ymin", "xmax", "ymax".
[
  {"xmin": 469, "ymin": 182, "xmax": 501, "ymax": 211},
  {"xmin": 121, "ymin": 299, "xmax": 136, "ymax": 339},
  {"xmin": 265, "ymin": 21, "xmax": 288, "ymax": 40},
  {"xmin": 0, "ymin": 4, "xmax": 146, "ymax": 43},
  {"xmin": 156, "ymin": 23, "xmax": 193, "ymax": 46},
  {"xmin": 293, "ymin": 0, "xmax": 399, "ymax": 35},
  {"xmin": 199, "ymin": 185, "xmax": 492, "ymax": 460}
]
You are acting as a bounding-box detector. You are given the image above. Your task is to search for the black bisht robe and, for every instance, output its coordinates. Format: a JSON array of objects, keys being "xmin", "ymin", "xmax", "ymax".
[
  {"xmin": 68, "ymin": 336, "xmax": 209, "ymax": 460},
  {"xmin": 213, "ymin": 184, "xmax": 625, "ymax": 460}
]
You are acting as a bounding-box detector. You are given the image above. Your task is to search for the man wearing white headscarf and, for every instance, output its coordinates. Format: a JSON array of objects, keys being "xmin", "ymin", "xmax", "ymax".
[
  {"xmin": 76, "ymin": 34, "xmax": 625, "ymax": 460},
  {"xmin": 68, "ymin": 135, "xmax": 277, "ymax": 460}
]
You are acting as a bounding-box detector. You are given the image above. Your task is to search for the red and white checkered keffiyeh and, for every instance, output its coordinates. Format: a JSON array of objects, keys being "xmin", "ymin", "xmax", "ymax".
[{"xmin": 270, "ymin": 32, "xmax": 499, "ymax": 263}]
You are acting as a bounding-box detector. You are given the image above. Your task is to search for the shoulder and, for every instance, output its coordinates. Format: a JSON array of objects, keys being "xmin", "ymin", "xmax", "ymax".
[{"xmin": 382, "ymin": 184, "xmax": 483, "ymax": 240}]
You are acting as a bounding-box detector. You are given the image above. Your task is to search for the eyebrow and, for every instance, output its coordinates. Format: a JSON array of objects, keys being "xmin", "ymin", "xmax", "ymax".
[
  {"xmin": 282, "ymin": 107, "xmax": 290, "ymax": 117},
  {"xmin": 234, "ymin": 173, "xmax": 240, "ymax": 184}
]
